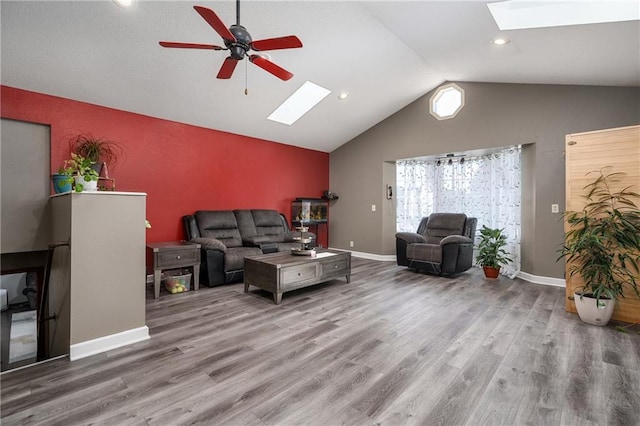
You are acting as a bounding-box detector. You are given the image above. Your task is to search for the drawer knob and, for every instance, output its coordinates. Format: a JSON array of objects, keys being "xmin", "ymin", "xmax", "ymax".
[
  {"xmin": 334, "ymin": 265, "xmax": 338, "ymax": 268},
  {"xmin": 297, "ymin": 272, "xmax": 301, "ymax": 276},
  {"xmin": 177, "ymin": 255, "xmax": 181, "ymax": 259}
]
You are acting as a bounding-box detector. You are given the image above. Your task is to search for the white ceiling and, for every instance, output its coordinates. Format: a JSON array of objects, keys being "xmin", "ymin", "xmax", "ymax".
[{"xmin": 2, "ymin": 1, "xmax": 638, "ymax": 153}]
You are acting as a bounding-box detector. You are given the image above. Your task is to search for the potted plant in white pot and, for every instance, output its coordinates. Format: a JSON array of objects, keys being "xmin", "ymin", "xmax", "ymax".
[
  {"xmin": 558, "ymin": 168, "xmax": 640, "ymax": 326},
  {"xmin": 65, "ymin": 153, "xmax": 99, "ymax": 192},
  {"xmin": 476, "ymin": 225, "xmax": 512, "ymax": 279}
]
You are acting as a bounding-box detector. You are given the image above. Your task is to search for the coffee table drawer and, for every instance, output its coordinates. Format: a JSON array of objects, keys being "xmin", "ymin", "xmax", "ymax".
[
  {"xmin": 280, "ymin": 263, "xmax": 318, "ymax": 289},
  {"xmin": 321, "ymin": 258, "xmax": 349, "ymax": 276}
]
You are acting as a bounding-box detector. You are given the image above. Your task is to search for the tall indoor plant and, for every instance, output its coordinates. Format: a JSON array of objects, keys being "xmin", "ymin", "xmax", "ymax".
[
  {"xmin": 69, "ymin": 134, "xmax": 121, "ymax": 173},
  {"xmin": 558, "ymin": 168, "xmax": 640, "ymax": 326},
  {"xmin": 476, "ymin": 225, "xmax": 512, "ymax": 279}
]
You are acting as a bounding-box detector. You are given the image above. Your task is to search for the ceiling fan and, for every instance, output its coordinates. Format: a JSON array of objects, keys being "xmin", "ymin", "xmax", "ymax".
[{"xmin": 159, "ymin": 1, "xmax": 302, "ymax": 81}]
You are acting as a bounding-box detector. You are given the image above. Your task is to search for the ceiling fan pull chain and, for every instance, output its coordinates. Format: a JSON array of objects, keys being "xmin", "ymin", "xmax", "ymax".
[{"xmin": 245, "ymin": 58, "xmax": 249, "ymax": 95}]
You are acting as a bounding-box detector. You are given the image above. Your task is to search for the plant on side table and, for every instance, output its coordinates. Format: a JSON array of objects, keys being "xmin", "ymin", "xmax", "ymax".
[
  {"xmin": 557, "ymin": 168, "xmax": 640, "ymax": 327},
  {"xmin": 65, "ymin": 153, "xmax": 99, "ymax": 192},
  {"xmin": 476, "ymin": 225, "xmax": 512, "ymax": 279}
]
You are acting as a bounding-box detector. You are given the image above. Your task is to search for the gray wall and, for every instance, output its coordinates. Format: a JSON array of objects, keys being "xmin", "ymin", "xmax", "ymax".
[{"xmin": 329, "ymin": 82, "xmax": 640, "ymax": 278}]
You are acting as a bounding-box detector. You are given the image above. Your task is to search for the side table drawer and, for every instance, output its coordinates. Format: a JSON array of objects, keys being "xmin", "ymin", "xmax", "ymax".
[
  {"xmin": 280, "ymin": 263, "xmax": 318, "ymax": 289},
  {"xmin": 156, "ymin": 249, "xmax": 199, "ymax": 268},
  {"xmin": 320, "ymin": 258, "xmax": 349, "ymax": 277}
]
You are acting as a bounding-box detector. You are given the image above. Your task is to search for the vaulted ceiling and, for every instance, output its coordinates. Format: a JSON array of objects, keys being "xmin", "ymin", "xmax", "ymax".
[{"xmin": 2, "ymin": 1, "xmax": 638, "ymax": 152}]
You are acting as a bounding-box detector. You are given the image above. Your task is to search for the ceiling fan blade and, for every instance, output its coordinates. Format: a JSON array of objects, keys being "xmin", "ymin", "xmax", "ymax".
[
  {"xmin": 217, "ymin": 57, "xmax": 239, "ymax": 79},
  {"xmin": 249, "ymin": 55, "xmax": 294, "ymax": 81},
  {"xmin": 193, "ymin": 5, "xmax": 236, "ymax": 42},
  {"xmin": 159, "ymin": 41, "xmax": 225, "ymax": 50},
  {"xmin": 251, "ymin": 36, "xmax": 303, "ymax": 51}
]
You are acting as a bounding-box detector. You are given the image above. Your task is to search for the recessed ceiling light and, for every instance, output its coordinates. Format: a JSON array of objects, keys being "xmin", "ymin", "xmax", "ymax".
[
  {"xmin": 267, "ymin": 81, "xmax": 331, "ymax": 126},
  {"xmin": 113, "ymin": 0, "xmax": 135, "ymax": 8},
  {"xmin": 491, "ymin": 37, "xmax": 510, "ymax": 45},
  {"xmin": 338, "ymin": 92, "xmax": 349, "ymax": 100}
]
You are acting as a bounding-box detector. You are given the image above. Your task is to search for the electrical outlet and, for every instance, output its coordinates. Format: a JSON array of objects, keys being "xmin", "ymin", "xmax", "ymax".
[
  {"xmin": 349, "ymin": 241, "xmax": 354, "ymax": 247},
  {"xmin": 371, "ymin": 204, "xmax": 376, "ymax": 212},
  {"xmin": 551, "ymin": 204, "xmax": 559, "ymax": 213}
]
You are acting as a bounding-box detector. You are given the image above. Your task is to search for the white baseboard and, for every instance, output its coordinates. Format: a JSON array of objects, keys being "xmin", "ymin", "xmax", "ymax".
[
  {"xmin": 517, "ymin": 271, "xmax": 566, "ymax": 287},
  {"xmin": 70, "ymin": 326, "xmax": 150, "ymax": 361},
  {"xmin": 328, "ymin": 248, "xmax": 396, "ymax": 262},
  {"xmin": 332, "ymin": 248, "xmax": 565, "ymax": 288}
]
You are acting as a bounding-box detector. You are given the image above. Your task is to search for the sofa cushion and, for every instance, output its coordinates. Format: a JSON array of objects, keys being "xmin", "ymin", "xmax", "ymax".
[
  {"xmin": 224, "ymin": 247, "xmax": 263, "ymax": 272},
  {"xmin": 424, "ymin": 213, "xmax": 467, "ymax": 244},
  {"xmin": 251, "ymin": 210, "xmax": 286, "ymax": 243},
  {"xmin": 195, "ymin": 211, "xmax": 243, "ymax": 248},
  {"xmin": 233, "ymin": 210, "xmax": 258, "ymax": 239}
]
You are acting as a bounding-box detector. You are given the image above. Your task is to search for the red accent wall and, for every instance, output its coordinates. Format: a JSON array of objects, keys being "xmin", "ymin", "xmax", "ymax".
[{"xmin": 1, "ymin": 86, "xmax": 330, "ymax": 245}]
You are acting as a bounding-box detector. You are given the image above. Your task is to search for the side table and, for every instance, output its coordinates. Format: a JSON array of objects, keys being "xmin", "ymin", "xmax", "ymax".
[{"xmin": 147, "ymin": 241, "xmax": 201, "ymax": 299}]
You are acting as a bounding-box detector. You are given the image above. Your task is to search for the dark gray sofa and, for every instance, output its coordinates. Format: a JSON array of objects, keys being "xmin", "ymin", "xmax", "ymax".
[
  {"xmin": 395, "ymin": 213, "xmax": 477, "ymax": 276},
  {"xmin": 183, "ymin": 209, "xmax": 315, "ymax": 287}
]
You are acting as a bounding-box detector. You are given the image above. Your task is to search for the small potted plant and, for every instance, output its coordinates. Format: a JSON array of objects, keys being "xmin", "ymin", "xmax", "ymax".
[
  {"xmin": 558, "ymin": 168, "xmax": 640, "ymax": 326},
  {"xmin": 65, "ymin": 153, "xmax": 99, "ymax": 192},
  {"xmin": 51, "ymin": 165, "xmax": 74, "ymax": 194},
  {"xmin": 476, "ymin": 225, "xmax": 512, "ymax": 279}
]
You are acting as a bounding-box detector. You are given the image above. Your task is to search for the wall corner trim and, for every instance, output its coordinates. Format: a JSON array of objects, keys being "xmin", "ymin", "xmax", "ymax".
[
  {"xmin": 69, "ymin": 326, "xmax": 150, "ymax": 361},
  {"xmin": 517, "ymin": 271, "xmax": 566, "ymax": 288}
]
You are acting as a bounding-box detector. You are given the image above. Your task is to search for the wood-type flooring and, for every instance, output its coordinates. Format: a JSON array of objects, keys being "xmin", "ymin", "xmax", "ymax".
[{"xmin": 2, "ymin": 258, "xmax": 640, "ymax": 425}]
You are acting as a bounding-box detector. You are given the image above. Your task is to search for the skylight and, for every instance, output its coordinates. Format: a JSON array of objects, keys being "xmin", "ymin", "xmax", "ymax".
[
  {"xmin": 267, "ymin": 81, "xmax": 331, "ymax": 126},
  {"xmin": 488, "ymin": 0, "xmax": 640, "ymax": 30}
]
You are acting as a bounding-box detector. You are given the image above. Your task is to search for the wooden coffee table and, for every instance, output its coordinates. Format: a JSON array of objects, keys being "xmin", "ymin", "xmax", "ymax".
[{"xmin": 244, "ymin": 249, "xmax": 351, "ymax": 304}]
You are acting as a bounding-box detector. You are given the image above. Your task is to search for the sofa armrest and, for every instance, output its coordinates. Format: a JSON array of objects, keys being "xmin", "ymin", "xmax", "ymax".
[
  {"xmin": 395, "ymin": 232, "xmax": 427, "ymax": 244},
  {"xmin": 190, "ymin": 237, "xmax": 226, "ymax": 252},
  {"xmin": 439, "ymin": 235, "xmax": 473, "ymax": 246}
]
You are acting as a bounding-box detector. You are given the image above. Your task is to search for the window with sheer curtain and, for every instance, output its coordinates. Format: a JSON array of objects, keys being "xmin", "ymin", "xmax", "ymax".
[{"xmin": 396, "ymin": 146, "xmax": 521, "ymax": 277}]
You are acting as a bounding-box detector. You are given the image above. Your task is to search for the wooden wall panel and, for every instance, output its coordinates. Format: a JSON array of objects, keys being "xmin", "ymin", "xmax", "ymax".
[{"xmin": 565, "ymin": 125, "xmax": 640, "ymax": 323}]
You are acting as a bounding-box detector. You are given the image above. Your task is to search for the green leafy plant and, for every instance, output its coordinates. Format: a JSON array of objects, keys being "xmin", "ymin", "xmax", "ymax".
[
  {"xmin": 69, "ymin": 134, "xmax": 121, "ymax": 167},
  {"xmin": 54, "ymin": 165, "xmax": 74, "ymax": 183},
  {"xmin": 64, "ymin": 153, "xmax": 99, "ymax": 192},
  {"xmin": 476, "ymin": 225, "xmax": 512, "ymax": 269},
  {"xmin": 557, "ymin": 168, "xmax": 640, "ymax": 303}
]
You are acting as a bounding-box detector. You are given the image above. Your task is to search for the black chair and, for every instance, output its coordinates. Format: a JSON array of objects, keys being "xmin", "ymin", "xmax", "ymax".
[{"xmin": 396, "ymin": 213, "xmax": 477, "ymax": 276}]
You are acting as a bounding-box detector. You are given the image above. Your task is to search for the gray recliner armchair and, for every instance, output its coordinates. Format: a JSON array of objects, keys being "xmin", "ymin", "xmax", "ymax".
[{"xmin": 396, "ymin": 213, "xmax": 477, "ymax": 276}]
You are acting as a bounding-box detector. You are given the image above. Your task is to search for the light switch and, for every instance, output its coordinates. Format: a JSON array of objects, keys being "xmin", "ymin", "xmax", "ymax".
[
  {"xmin": 551, "ymin": 204, "xmax": 559, "ymax": 213},
  {"xmin": 371, "ymin": 204, "xmax": 376, "ymax": 212}
]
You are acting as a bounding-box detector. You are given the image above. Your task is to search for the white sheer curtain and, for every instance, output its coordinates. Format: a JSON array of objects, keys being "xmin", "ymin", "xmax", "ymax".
[{"xmin": 396, "ymin": 146, "xmax": 521, "ymax": 277}]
